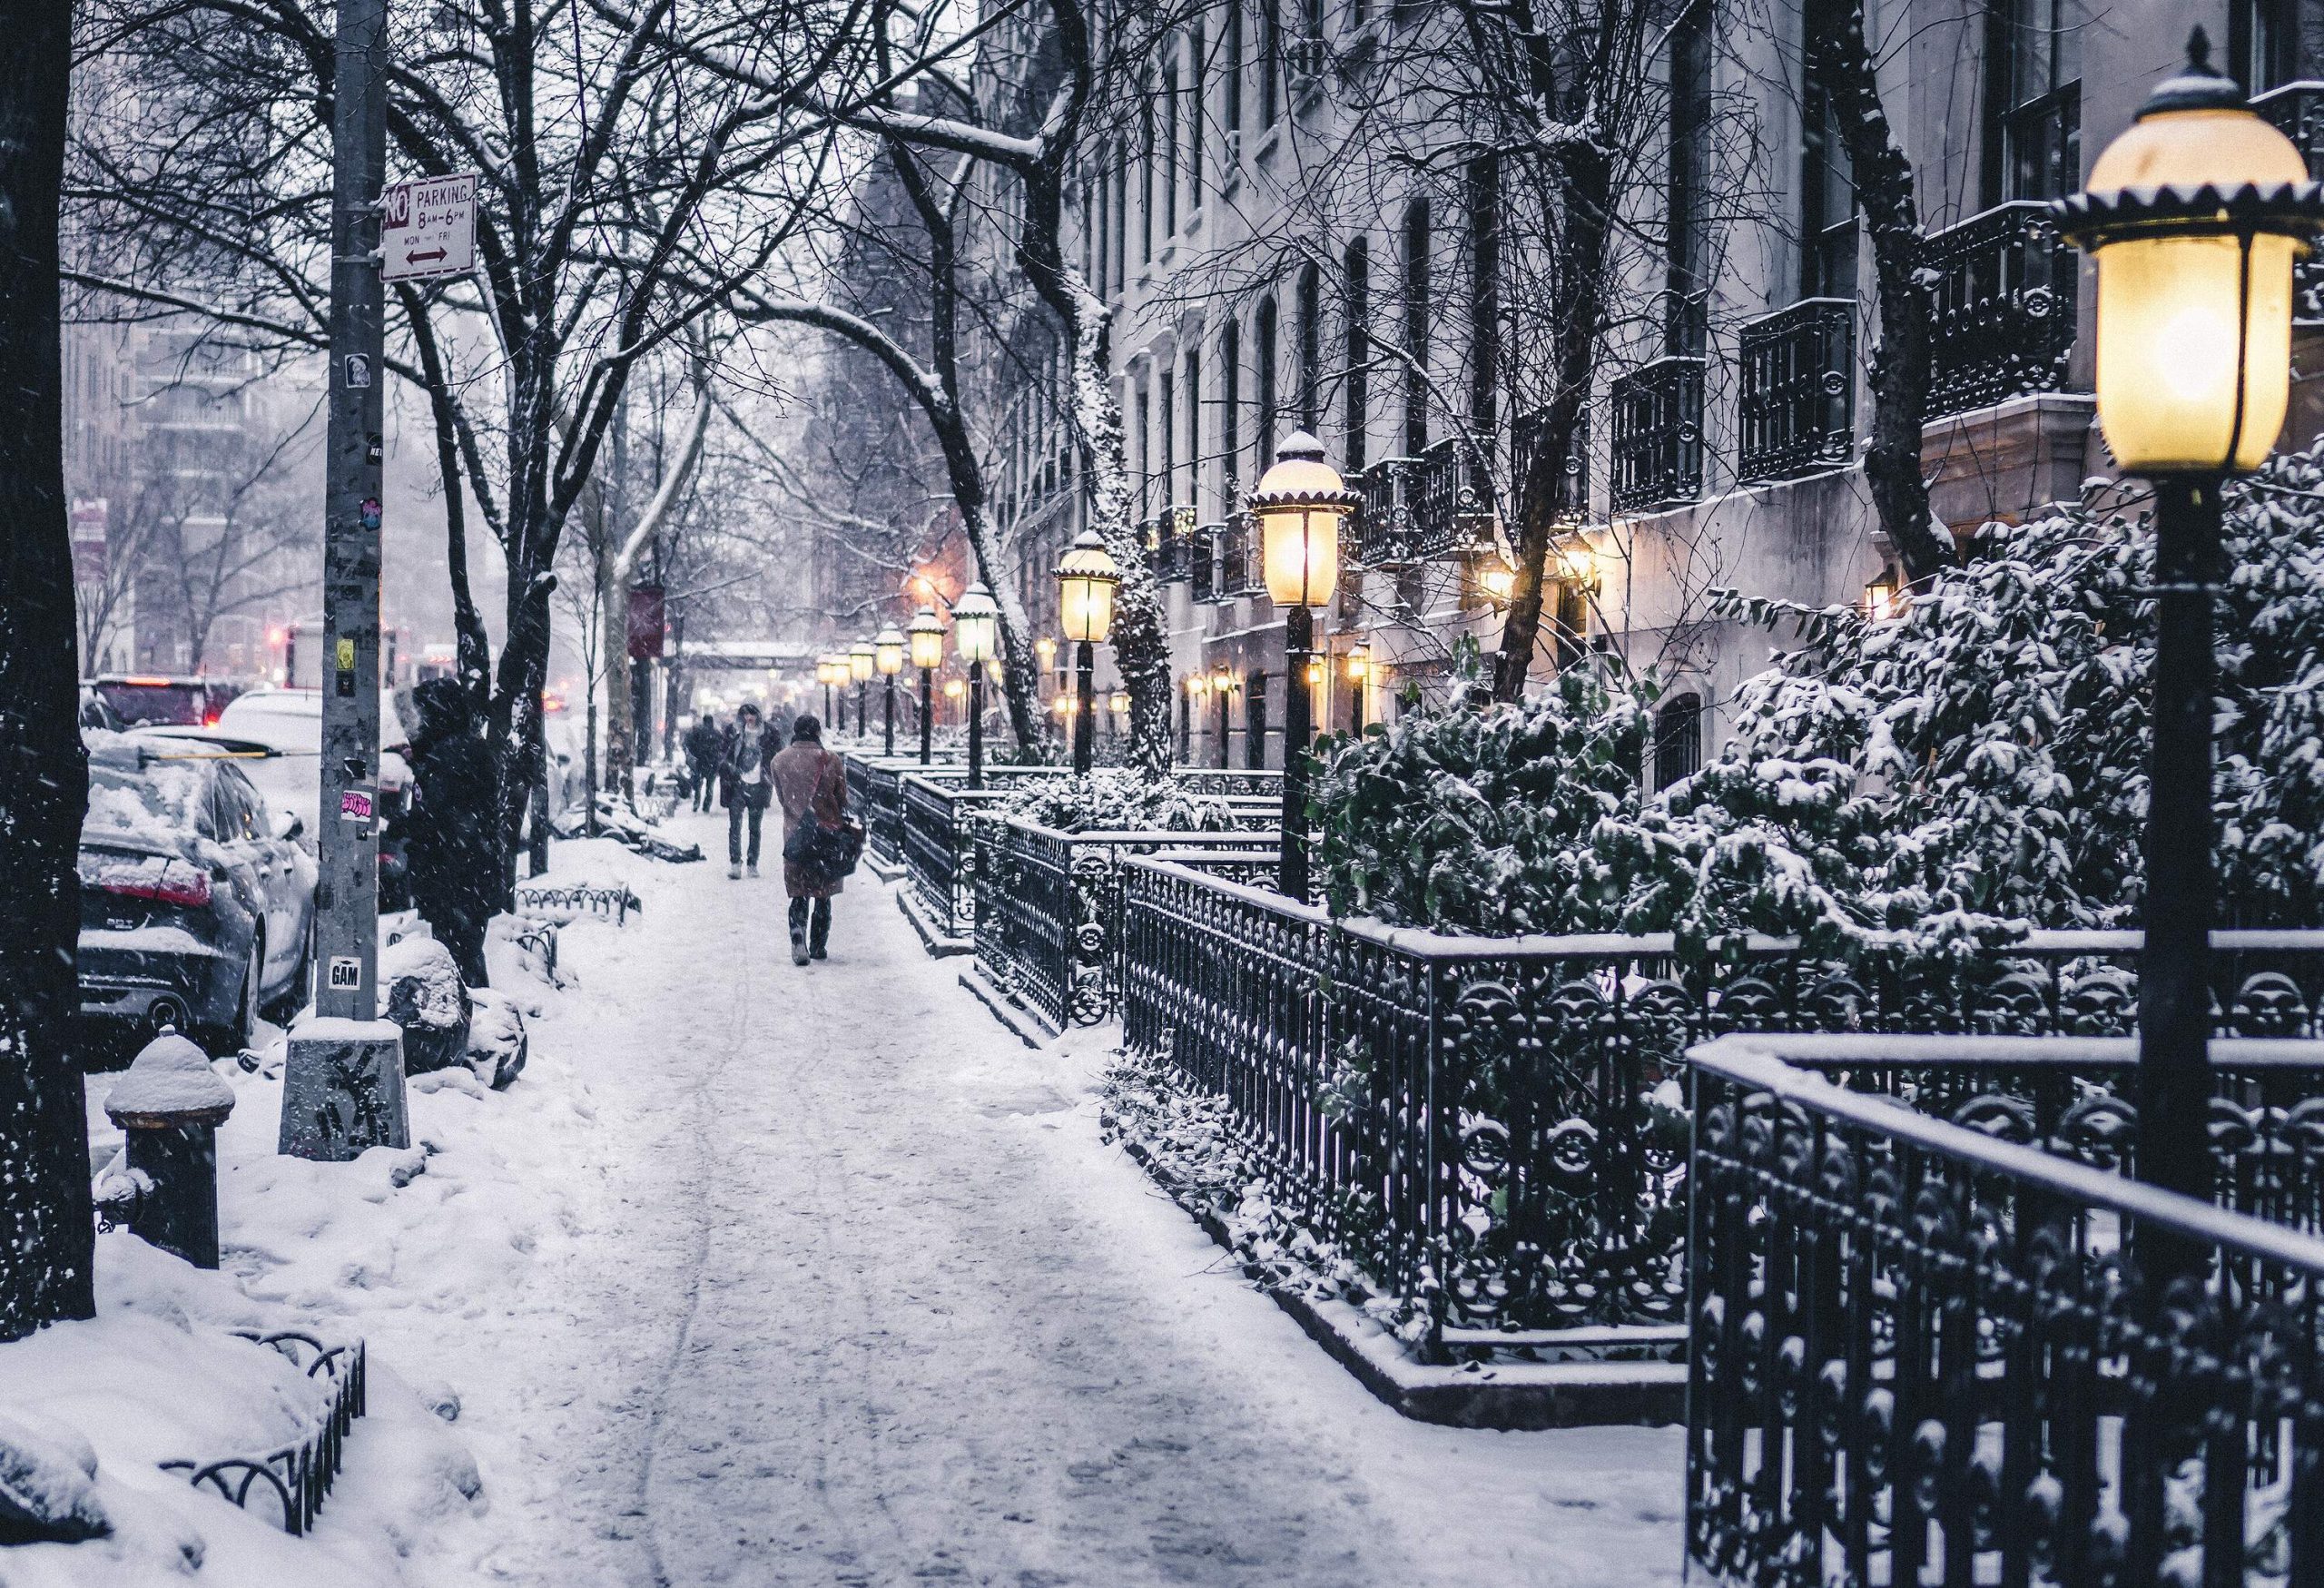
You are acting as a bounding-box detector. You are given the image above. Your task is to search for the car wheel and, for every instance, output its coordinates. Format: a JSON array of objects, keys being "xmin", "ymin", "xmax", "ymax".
[
  {"xmin": 207, "ymin": 936, "xmax": 262, "ymax": 1054},
  {"xmin": 264, "ymin": 919, "xmax": 314, "ymax": 1024}
]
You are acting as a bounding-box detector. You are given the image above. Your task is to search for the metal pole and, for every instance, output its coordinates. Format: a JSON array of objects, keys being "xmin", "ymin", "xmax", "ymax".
[
  {"xmin": 883, "ymin": 674, "xmax": 896, "ymax": 756},
  {"xmin": 1280, "ymin": 606, "xmax": 1313, "ymax": 900},
  {"xmin": 281, "ymin": 0, "xmax": 406, "ymax": 1162},
  {"xmin": 919, "ymin": 668, "xmax": 933, "ymax": 764},
  {"xmin": 1352, "ymin": 676, "xmax": 1365, "ymax": 735},
  {"xmin": 1073, "ymin": 640, "xmax": 1096, "ymax": 774},
  {"xmin": 1217, "ymin": 681, "xmax": 1230, "ymax": 769},
  {"xmin": 2137, "ymin": 475, "xmax": 2221, "ymax": 1217},
  {"xmin": 968, "ymin": 666, "xmax": 985, "ymax": 790},
  {"xmin": 856, "ymin": 680, "xmax": 866, "ymax": 741}
]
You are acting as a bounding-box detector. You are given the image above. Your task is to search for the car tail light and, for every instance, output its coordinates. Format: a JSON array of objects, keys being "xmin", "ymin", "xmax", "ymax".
[{"xmin": 85, "ymin": 857, "xmax": 212, "ymax": 908}]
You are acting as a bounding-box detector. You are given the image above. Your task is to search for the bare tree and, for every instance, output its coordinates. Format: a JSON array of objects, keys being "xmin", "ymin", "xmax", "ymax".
[{"xmin": 0, "ymin": 0, "xmax": 94, "ymax": 1340}]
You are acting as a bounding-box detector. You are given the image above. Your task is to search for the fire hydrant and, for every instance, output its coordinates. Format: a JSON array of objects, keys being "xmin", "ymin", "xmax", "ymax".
[{"xmin": 100, "ymin": 1027, "xmax": 236, "ymax": 1268}]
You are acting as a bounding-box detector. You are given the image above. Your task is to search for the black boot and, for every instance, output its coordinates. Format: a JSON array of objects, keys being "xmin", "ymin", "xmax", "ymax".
[
  {"xmin": 787, "ymin": 898, "xmax": 811, "ymax": 966},
  {"xmin": 808, "ymin": 898, "xmax": 831, "ymax": 960}
]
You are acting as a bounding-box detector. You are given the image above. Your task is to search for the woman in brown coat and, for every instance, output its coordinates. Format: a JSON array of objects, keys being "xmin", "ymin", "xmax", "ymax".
[{"xmin": 770, "ymin": 715, "xmax": 848, "ymax": 963}]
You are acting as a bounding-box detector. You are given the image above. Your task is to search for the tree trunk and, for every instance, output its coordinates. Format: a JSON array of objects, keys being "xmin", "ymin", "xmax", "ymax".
[
  {"xmin": 1813, "ymin": 7, "xmax": 1955, "ymax": 583},
  {"xmin": 0, "ymin": 0, "xmax": 95, "ymax": 1339}
]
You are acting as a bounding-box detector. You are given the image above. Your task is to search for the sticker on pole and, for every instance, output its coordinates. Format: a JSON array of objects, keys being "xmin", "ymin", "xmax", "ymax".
[
  {"xmin": 381, "ymin": 173, "xmax": 478, "ymax": 282},
  {"xmin": 328, "ymin": 956, "xmax": 362, "ymax": 991},
  {"xmin": 340, "ymin": 788, "xmax": 376, "ymax": 824}
]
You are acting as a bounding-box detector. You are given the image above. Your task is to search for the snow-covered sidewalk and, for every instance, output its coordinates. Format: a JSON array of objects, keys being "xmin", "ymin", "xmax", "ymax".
[{"xmin": 31, "ymin": 813, "xmax": 1686, "ymax": 1586}]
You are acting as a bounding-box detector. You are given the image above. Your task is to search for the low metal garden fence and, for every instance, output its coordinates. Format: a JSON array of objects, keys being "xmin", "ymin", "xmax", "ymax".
[{"xmin": 162, "ymin": 1331, "xmax": 367, "ymax": 1536}]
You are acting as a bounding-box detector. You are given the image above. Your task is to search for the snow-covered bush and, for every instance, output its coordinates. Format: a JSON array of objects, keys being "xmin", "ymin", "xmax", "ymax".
[
  {"xmin": 1312, "ymin": 441, "xmax": 2324, "ymax": 949},
  {"xmin": 999, "ymin": 768, "xmax": 1235, "ymax": 833}
]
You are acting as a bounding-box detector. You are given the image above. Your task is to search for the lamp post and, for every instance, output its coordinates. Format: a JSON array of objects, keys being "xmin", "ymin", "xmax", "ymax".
[
  {"xmin": 1347, "ymin": 640, "xmax": 1372, "ymax": 734},
  {"xmin": 817, "ymin": 656, "xmax": 838, "ymax": 724},
  {"xmin": 874, "ymin": 626, "xmax": 905, "ymax": 757},
  {"xmin": 1211, "ymin": 659, "xmax": 1233, "ymax": 769},
  {"xmin": 2055, "ymin": 30, "xmax": 2322, "ymax": 1217},
  {"xmin": 909, "ymin": 607, "xmax": 946, "ymax": 765},
  {"xmin": 1054, "ymin": 529, "xmax": 1121, "ymax": 775},
  {"xmin": 1250, "ymin": 430, "xmax": 1356, "ymax": 899},
  {"xmin": 952, "ymin": 582, "xmax": 999, "ymax": 789},
  {"xmin": 849, "ymin": 640, "xmax": 874, "ymax": 741}
]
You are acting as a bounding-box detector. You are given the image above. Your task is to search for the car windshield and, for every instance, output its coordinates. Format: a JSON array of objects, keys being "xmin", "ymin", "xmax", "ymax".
[
  {"xmin": 84, "ymin": 762, "xmax": 205, "ymax": 842},
  {"xmin": 94, "ymin": 681, "xmax": 208, "ymax": 727}
]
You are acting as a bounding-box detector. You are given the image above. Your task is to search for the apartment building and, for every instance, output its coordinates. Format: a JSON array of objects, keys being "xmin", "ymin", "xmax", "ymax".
[{"xmin": 972, "ymin": 0, "xmax": 2324, "ymax": 773}]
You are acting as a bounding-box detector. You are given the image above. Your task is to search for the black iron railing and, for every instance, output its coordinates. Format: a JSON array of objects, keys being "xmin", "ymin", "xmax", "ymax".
[
  {"xmin": 1925, "ymin": 200, "xmax": 2078, "ymax": 419},
  {"xmin": 899, "ymin": 773, "xmax": 1015, "ymax": 940},
  {"xmin": 1738, "ymin": 297, "xmax": 1855, "ymax": 483},
  {"xmin": 2256, "ymin": 80, "xmax": 2324, "ymax": 321},
  {"xmin": 1353, "ymin": 457, "xmax": 1423, "ymax": 567},
  {"xmin": 973, "ymin": 819, "xmax": 1279, "ymax": 1031},
  {"xmin": 1687, "ymin": 1034, "xmax": 2324, "ymax": 1588},
  {"xmin": 1512, "ymin": 404, "xmax": 1589, "ymax": 524},
  {"xmin": 1609, "ymin": 357, "xmax": 1706, "ymax": 513},
  {"xmin": 162, "ymin": 1332, "xmax": 367, "ymax": 1536},
  {"xmin": 1191, "ymin": 520, "xmax": 1222, "ymax": 599},
  {"xmin": 1216, "ymin": 513, "xmax": 1262, "ymax": 597},
  {"xmin": 1118, "ymin": 857, "xmax": 2324, "ymax": 1346},
  {"xmin": 1410, "ymin": 436, "xmax": 1486, "ymax": 559},
  {"xmin": 1159, "ymin": 504, "xmax": 1196, "ymax": 582}
]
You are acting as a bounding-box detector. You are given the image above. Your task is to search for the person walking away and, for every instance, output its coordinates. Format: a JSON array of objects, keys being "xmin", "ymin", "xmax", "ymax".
[
  {"xmin": 722, "ymin": 703, "xmax": 777, "ymax": 879},
  {"xmin": 403, "ymin": 678, "xmax": 497, "ymax": 986},
  {"xmin": 771, "ymin": 715, "xmax": 846, "ymax": 964},
  {"xmin": 684, "ymin": 712, "xmax": 721, "ymax": 812}
]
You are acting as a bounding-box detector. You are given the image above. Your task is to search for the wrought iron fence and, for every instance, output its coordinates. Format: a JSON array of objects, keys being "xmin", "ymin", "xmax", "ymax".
[
  {"xmin": 1159, "ymin": 505, "xmax": 1196, "ymax": 582},
  {"xmin": 1687, "ymin": 1035, "xmax": 2324, "ymax": 1588},
  {"xmin": 1411, "ymin": 436, "xmax": 1486, "ymax": 559},
  {"xmin": 1609, "ymin": 356, "xmax": 1706, "ymax": 513},
  {"xmin": 1191, "ymin": 520, "xmax": 1222, "ymax": 599},
  {"xmin": 1117, "ymin": 856, "xmax": 2324, "ymax": 1348},
  {"xmin": 973, "ymin": 819, "xmax": 1280, "ymax": 1031},
  {"xmin": 1738, "ymin": 297, "xmax": 1855, "ymax": 483},
  {"xmin": 900, "ymin": 774, "xmax": 1017, "ymax": 939},
  {"xmin": 2257, "ymin": 80, "xmax": 2324, "ymax": 321},
  {"xmin": 513, "ymin": 884, "xmax": 639, "ymax": 925},
  {"xmin": 1354, "ymin": 457, "xmax": 1423, "ymax": 567},
  {"xmin": 1925, "ymin": 200, "xmax": 2078, "ymax": 419},
  {"xmin": 162, "ymin": 1332, "xmax": 367, "ymax": 1536}
]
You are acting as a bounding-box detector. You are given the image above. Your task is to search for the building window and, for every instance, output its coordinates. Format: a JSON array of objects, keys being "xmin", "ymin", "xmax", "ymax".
[
  {"xmin": 1799, "ymin": 0, "xmax": 1857, "ymax": 299},
  {"xmin": 1344, "ymin": 237, "xmax": 1370, "ymax": 472},
  {"xmin": 1466, "ymin": 153, "xmax": 1500, "ymax": 431},
  {"xmin": 1160, "ymin": 365, "xmax": 1177, "ymax": 503},
  {"xmin": 1296, "ymin": 263, "xmax": 1322, "ymax": 433},
  {"xmin": 1188, "ymin": 23, "xmax": 1207, "ymax": 202},
  {"xmin": 1112, "ymin": 148, "xmax": 1128, "ymax": 292},
  {"xmin": 1262, "ymin": 0, "xmax": 1283, "ymax": 126},
  {"xmin": 1653, "ymin": 693, "xmax": 1704, "ymax": 790},
  {"xmin": 1402, "ymin": 199, "xmax": 1430, "ymax": 455},
  {"xmin": 1140, "ymin": 100, "xmax": 1157, "ymax": 262},
  {"xmin": 1666, "ymin": 0, "xmax": 1712, "ymax": 355},
  {"xmin": 1984, "ymin": 0, "xmax": 2082, "ymax": 204},
  {"xmin": 1223, "ymin": 317, "xmax": 1243, "ymax": 493},
  {"xmin": 1226, "ymin": 2, "xmax": 1245, "ymax": 137},
  {"xmin": 1256, "ymin": 296, "xmax": 1279, "ymax": 465},
  {"xmin": 1164, "ymin": 57, "xmax": 1180, "ymax": 238},
  {"xmin": 1184, "ymin": 346, "xmax": 1203, "ymax": 510},
  {"xmin": 1134, "ymin": 380, "xmax": 1152, "ymax": 518},
  {"xmin": 2231, "ymin": 0, "xmax": 2306, "ymax": 88}
]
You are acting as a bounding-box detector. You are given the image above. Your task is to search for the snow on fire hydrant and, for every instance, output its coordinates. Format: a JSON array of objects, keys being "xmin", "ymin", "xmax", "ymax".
[{"xmin": 98, "ymin": 1026, "xmax": 236, "ymax": 1269}]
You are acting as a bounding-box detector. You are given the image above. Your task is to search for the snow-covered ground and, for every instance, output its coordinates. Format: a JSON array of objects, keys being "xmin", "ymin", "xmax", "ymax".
[{"xmin": 15, "ymin": 812, "xmax": 1687, "ymax": 1586}]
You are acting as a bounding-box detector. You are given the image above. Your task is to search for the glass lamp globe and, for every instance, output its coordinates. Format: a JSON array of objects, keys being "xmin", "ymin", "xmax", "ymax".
[
  {"xmin": 908, "ymin": 607, "xmax": 947, "ymax": 671},
  {"xmin": 2056, "ymin": 30, "xmax": 2324, "ymax": 474},
  {"xmin": 952, "ymin": 582, "xmax": 1000, "ymax": 664},
  {"xmin": 849, "ymin": 642, "xmax": 875, "ymax": 683},
  {"xmin": 1249, "ymin": 430, "xmax": 1358, "ymax": 607},
  {"xmin": 873, "ymin": 626, "xmax": 905, "ymax": 676},
  {"xmin": 1054, "ymin": 530, "xmax": 1121, "ymax": 646},
  {"xmin": 1347, "ymin": 641, "xmax": 1372, "ymax": 681}
]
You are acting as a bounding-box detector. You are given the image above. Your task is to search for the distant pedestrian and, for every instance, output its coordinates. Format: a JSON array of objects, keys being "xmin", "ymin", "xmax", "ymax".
[
  {"xmin": 771, "ymin": 715, "xmax": 847, "ymax": 964},
  {"xmin": 403, "ymin": 678, "xmax": 497, "ymax": 986},
  {"xmin": 684, "ymin": 713, "xmax": 721, "ymax": 812},
  {"xmin": 721, "ymin": 703, "xmax": 778, "ymax": 879}
]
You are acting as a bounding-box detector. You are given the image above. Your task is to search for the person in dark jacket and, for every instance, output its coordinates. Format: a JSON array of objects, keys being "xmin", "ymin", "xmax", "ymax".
[
  {"xmin": 684, "ymin": 714, "xmax": 722, "ymax": 811},
  {"xmin": 403, "ymin": 678, "xmax": 497, "ymax": 986},
  {"xmin": 721, "ymin": 702, "xmax": 779, "ymax": 879},
  {"xmin": 770, "ymin": 715, "xmax": 847, "ymax": 963}
]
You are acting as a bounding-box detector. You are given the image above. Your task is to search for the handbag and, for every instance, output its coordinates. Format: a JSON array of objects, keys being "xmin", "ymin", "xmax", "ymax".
[{"xmin": 783, "ymin": 814, "xmax": 863, "ymax": 877}]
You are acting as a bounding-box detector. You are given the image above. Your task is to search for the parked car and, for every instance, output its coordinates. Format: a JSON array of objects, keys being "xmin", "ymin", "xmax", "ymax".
[
  {"xmin": 79, "ymin": 734, "xmax": 316, "ymax": 1051},
  {"xmin": 78, "ymin": 687, "xmax": 124, "ymax": 734},
  {"xmin": 140, "ymin": 687, "xmax": 414, "ymax": 909},
  {"xmin": 87, "ymin": 675, "xmax": 245, "ymax": 729}
]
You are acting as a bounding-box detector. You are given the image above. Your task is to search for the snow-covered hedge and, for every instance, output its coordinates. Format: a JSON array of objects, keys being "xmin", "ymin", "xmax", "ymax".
[
  {"xmin": 997, "ymin": 768, "xmax": 1236, "ymax": 834},
  {"xmin": 1315, "ymin": 443, "xmax": 2324, "ymax": 952}
]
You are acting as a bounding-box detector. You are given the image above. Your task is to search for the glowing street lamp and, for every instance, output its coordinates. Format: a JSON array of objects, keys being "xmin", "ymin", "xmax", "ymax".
[
  {"xmin": 952, "ymin": 581, "xmax": 1000, "ymax": 788},
  {"xmin": 2054, "ymin": 27, "xmax": 2324, "ymax": 1208},
  {"xmin": 1210, "ymin": 659, "xmax": 1234, "ymax": 770},
  {"xmin": 1250, "ymin": 430, "xmax": 1358, "ymax": 898},
  {"xmin": 1053, "ymin": 529, "xmax": 1120, "ymax": 774},
  {"xmin": 874, "ymin": 626, "xmax": 905, "ymax": 756},
  {"xmin": 908, "ymin": 607, "xmax": 947, "ymax": 765},
  {"xmin": 848, "ymin": 640, "xmax": 875, "ymax": 739}
]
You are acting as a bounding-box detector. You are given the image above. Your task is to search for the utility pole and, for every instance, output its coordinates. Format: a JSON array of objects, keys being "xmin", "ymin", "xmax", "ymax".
[{"xmin": 281, "ymin": 0, "xmax": 407, "ymax": 1161}]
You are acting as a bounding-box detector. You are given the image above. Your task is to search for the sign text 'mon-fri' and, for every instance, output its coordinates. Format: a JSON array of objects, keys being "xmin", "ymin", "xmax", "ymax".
[{"xmin": 381, "ymin": 173, "xmax": 478, "ymax": 282}]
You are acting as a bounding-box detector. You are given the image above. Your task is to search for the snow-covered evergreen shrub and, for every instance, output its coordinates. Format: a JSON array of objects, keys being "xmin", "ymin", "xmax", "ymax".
[
  {"xmin": 998, "ymin": 768, "xmax": 1235, "ymax": 833},
  {"xmin": 1312, "ymin": 441, "xmax": 2324, "ymax": 946}
]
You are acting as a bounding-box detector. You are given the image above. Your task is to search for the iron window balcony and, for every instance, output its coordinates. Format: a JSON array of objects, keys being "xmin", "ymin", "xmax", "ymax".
[
  {"xmin": 1737, "ymin": 297, "xmax": 1855, "ymax": 484},
  {"xmin": 1608, "ymin": 357, "xmax": 1705, "ymax": 513},
  {"xmin": 1923, "ymin": 201, "xmax": 2077, "ymax": 421}
]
